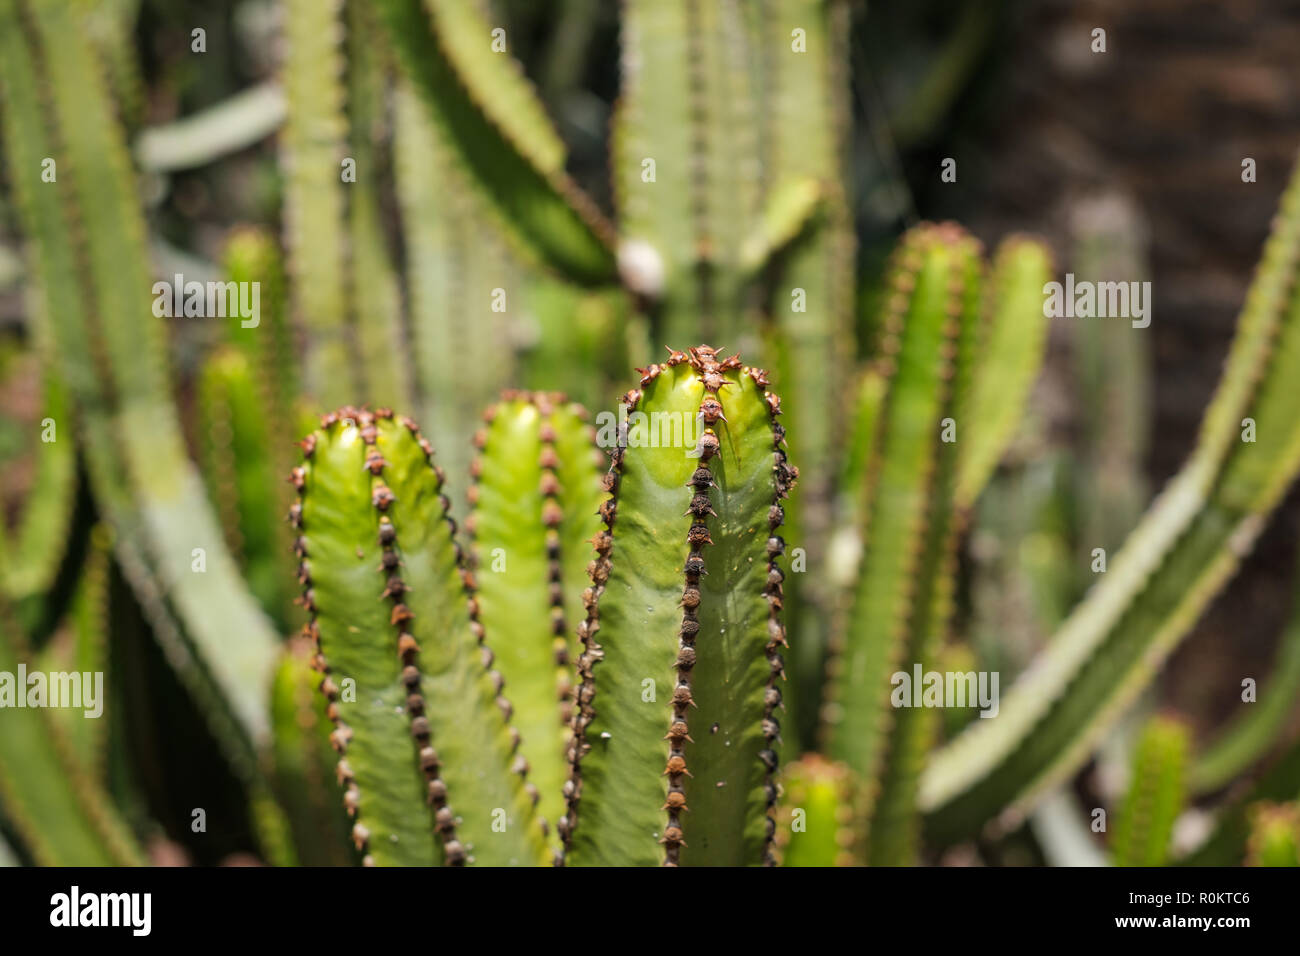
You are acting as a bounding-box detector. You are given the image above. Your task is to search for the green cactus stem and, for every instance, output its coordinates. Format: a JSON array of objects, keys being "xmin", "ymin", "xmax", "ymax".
[
  {"xmin": 269, "ymin": 636, "xmax": 354, "ymax": 866},
  {"xmin": 394, "ymin": 82, "xmax": 515, "ymax": 490},
  {"xmin": 1111, "ymin": 715, "xmax": 1190, "ymax": 867},
  {"xmin": 293, "ymin": 407, "xmax": 549, "ymax": 866},
  {"xmin": 561, "ymin": 346, "xmax": 797, "ymax": 866},
  {"xmin": 955, "ymin": 236, "xmax": 1055, "ymax": 508},
  {"xmin": 823, "ymin": 223, "xmax": 980, "ymax": 865},
  {"xmin": 467, "ymin": 392, "xmax": 604, "ymax": 849},
  {"xmin": 1191, "ymin": 554, "xmax": 1300, "ymax": 794},
  {"xmin": 0, "ymin": 0, "xmax": 281, "ymax": 766},
  {"xmin": 33, "ymin": 523, "xmax": 111, "ymax": 776},
  {"xmin": 0, "ymin": 598, "xmax": 143, "ymax": 866},
  {"xmin": 774, "ymin": 755, "xmax": 858, "ymax": 867},
  {"xmin": 198, "ymin": 347, "xmax": 296, "ymax": 631},
  {"xmin": 376, "ymin": 0, "xmax": 616, "ymax": 285},
  {"xmin": 921, "ymin": 151, "xmax": 1300, "ymax": 845},
  {"xmin": 0, "ymin": 360, "xmax": 78, "ymax": 628}
]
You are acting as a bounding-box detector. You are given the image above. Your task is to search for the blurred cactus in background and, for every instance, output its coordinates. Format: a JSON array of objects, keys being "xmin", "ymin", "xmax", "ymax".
[{"xmin": 1, "ymin": 0, "xmax": 1300, "ymax": 868}]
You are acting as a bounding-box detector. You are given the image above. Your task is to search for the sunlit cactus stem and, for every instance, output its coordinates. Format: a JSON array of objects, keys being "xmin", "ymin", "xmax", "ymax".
[
  {"xmin": 562, "ymin": 346, "xmax": 796, "ymax": 866},
  {"xmin": 292, "ymin": 407, "xmax": 549, "ymax": 866},
  {"xmin": 467, "ymin": 391, "xmax": 605, "ymax": 851}
]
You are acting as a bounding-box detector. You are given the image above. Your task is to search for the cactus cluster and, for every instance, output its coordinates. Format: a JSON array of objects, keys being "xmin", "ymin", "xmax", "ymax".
[{"xmin": 2, "ymin": 0, "xmax": 1300, "ymax": 870}]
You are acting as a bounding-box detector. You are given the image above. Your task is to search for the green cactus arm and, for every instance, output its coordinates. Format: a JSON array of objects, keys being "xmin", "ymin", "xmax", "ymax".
[
  {"xmin": 1110, "ymin": 716, "xmax": 1190, "ymax": 867},
  {"xmin": 376, "ymin": 0, "xmax": 615, "ymax": 285},
  {"xmin": 422, "ymin": 0, "xmax": 568, "ymax": 174},
  {"xmin": 611, "ymin": 0, "xmax": 694, "ymax": 326},
  {"xmin": 754, "ymin": 2, "xmax": 855, "ymax": 752},
  {"xmin": 919, "ymin": 155, "xmax": 1300, "ymax": 843},
  {"xmin": 1071, "ymin": 202, "xmax": 1151, "ymax": 565},
  {"xmin": 2, "ymin": 368, "xmax": 77, "ymax": 611},
  {"xmin": 269, "ymin": 637, "xmax": 355, "ymax": 866},
  {"xmin": 78, "ymin": 0, "xmax": 142, "ymax": 129},
  {"xmin": 1244, "ymin": 803, "xmax": 1300, "ymax": 866},
  {"xmin": 197, "ymin": 347, "xmax": 296, "ymax": 629},
  {"xmin": 774, "ymin": 755, "xmax": 859, "ymax": 867},
  {"xmin": 0, "ymin": 0, "xmax": 280, "ymax": 758},
  {"xmin": 837, "ymin": 370, "xmax": 889, "ymax": 526},
  {"xmin": 281, "ymin": 0, "xmax": 356, "ymax": 405},
  {"xmin": 135, "ymin": 82, "xmax": 286, "ymax": 173},
  {"xmin": 739, "ymin": 178, "xmax": 823, "ymax": 276},
  {"xmin": 221, "ymin": 227, "xmax": 299, "ymax": 430},
  {"xmin": 343, "ymin": 0, "xmax": 415, "ymax": 411},
  {"xmin": 857, "ymin": 224, "xmax": 982, "ymax": 866},
  {"xmin": 562, "ymin": 347, "xmax": 795, "ymax": 866},
  {"xmin": 394, "ymin": 83, "xmax": 516, "ymax": 489},
  {"xmin": 468, "ymin": 393, "xmax": 603, "ymax": 846},
  {"xmin": 823, "ymin": 225, "xmax": 976, "ymax": 814},
  {"xmin": 1192, "ymin": 563, "xmax": 1300, "ymax": 794},
  {"xmin": 0, "ymin": 603, "xmax": 144, "ymax": 866},
  {"xmin": 955, "ymin": 236, "xmax": 1054, "ymax": 509},
  {"xmin": 32, "ymin": 524, "xmax": 112, "ymax": 776},
  {"xmin": 296, "ymin": 408, "xmax": 549, "ymax": 866}
]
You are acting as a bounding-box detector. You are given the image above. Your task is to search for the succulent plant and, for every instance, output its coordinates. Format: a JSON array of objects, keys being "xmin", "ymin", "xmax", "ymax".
[{"xmin": 3, "ymin": 0, "xmax": 1300, "ymax": 872}]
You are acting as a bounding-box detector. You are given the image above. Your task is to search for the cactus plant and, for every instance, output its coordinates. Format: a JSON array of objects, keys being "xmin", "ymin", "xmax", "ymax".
[{"xmin": 4, "ymin": 0, "xmax": 1300, "ymax": 873}]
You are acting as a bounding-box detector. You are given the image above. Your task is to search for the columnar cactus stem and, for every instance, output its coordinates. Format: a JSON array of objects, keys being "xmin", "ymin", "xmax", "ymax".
[
  {"xmin": 0, "ymin": 0, "xmax": 280, "ymax": 762},
  {"xmin": 561, "ymin": 346, "xmax": 796, "ymax": 866},
  {"xmin": 1111, "ymin": 715, "xmax": 1190, "ymax": 867},
  {"xmin": 467, "ymin": 392, "xmax": 604, "ymax": 849},
  {"xmin": 0, "ymin": 599, "xmax": 143, "ymax": 866},
  {"xmin": 269, "ymin": 637, "xmax": 354, "ymax": 866},
  {"xmin": 293, "ymin": 407, "xmax": 548, "ymax": 866},
  {"xmin": 823, "ymin": 223, "xmax": 981, "ymax": 864}
]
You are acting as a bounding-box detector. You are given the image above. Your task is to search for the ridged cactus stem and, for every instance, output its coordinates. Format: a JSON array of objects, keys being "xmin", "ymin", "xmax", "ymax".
[
  {"xmin": 467, "ymin": 391, "xmax": 604, "ymax": 849},
  {"xmin": 823, "ymin": 223, "xmax": 980, "ymax": 864},
  {"xmin": 293, "ymin": 407, "xmax": 548, "ymax": 866},
  {"xmin": 562, "ymin": 346, "xmax": 797, "ymax": 866}
]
